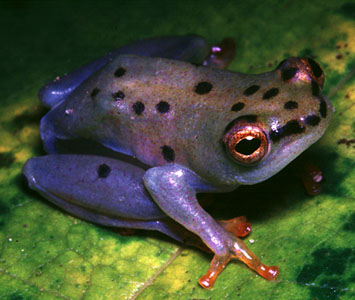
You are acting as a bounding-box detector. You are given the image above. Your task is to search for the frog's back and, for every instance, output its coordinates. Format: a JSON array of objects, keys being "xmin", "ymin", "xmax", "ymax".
[
  {"xmin": 42, "ymin": 54, "xmax": 333, "ymax": 185},
  {"xmin": 59, "ymin": 55, "xmax": 250, "ymax": 167}
]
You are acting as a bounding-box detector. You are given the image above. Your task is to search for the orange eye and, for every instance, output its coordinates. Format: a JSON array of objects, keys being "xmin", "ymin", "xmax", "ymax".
[{"xmin": 223, "ymin": 124, "xmax": 269, "ymax": 165}]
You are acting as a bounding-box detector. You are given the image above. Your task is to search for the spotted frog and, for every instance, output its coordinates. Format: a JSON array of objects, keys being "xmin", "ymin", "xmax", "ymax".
[{"xmin": 23, "ymin": 35, "xmax": 333, "ymax": 288}]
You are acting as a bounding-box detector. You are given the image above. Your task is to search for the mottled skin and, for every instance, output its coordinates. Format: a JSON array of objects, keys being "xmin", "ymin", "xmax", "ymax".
[{"xmin": 23, "ymin": 36, "xmax": 333, "ymax": 288}]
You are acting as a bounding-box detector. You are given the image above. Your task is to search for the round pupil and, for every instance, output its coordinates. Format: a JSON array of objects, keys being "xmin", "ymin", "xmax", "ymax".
[{"xmin": 235, "ymin": 138, "xmax": 261, "ymax": 155}]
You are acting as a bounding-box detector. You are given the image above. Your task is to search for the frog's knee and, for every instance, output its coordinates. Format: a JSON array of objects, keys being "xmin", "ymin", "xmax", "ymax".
[
  {"xmin": 143, "ymin": 165, "xmax": 178, "ymax": 183},
  {"xmin": 38, "ymin": 71, "xmax": 87, "ymax": 108},
  {"xmin": 38, "ymin": 58, "xmax": 109, "ymax": 108},
  {"xmin": 143, "ymin": 167, "xmax": 162, "ymax": 190},
  {"xmin": 38, "ymin": 79, "xmax": 68, "ymax": 108}
]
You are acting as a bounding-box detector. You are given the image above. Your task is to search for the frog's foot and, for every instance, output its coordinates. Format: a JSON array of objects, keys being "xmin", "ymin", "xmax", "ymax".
[
  {"xmin": 199, "ymin": 237, "xmax": 279, "ymax": 289},
  {"xmin": 203, "ymin": 37, "xmax": 236, "ymax": 69},
  {"xmin": 217, "ymin": 216, "xmax": 251, "ymax": 238},
  {"xmin": 290, "ymin": 156, "xmax": 324, "ymax": 196},
  {"xmin": 300, "ymin": 161, "xmax": 323, "ymax": 196}
]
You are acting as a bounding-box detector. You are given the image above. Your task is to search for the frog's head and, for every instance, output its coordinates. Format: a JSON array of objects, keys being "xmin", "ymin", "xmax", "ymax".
[{"xmin": 223, "ymin": 57, "xmax": 334, "ymax": 185}]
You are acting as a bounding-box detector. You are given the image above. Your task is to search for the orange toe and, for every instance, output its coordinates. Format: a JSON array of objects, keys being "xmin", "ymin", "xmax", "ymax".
[{"xmin": 218, "ymin": 216, "xmax": 252, "ymax": 237}]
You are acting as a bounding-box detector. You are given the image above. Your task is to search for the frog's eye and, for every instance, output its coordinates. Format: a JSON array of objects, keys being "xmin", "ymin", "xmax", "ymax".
[{"xmin": 223, "ymin": 124, "xmax": 269, "ymax": 165}]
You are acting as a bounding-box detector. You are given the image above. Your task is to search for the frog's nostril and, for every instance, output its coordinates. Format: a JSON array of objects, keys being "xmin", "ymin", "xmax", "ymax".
[
  {"xmin": 300, "ymin": 57, "xmax": 324, "ymax": 88},
  {"xmin": 305, "ymin": 58, "xmax": 323, "ymax": 78},
  {"xmin": 281, "ymin": 67, "xmax": 298, "ymax": 81},
  {"xmin": 276, "ymin": 57, "xmax": 302, "ymax": 82},
  {"xmin": 276, "ymin": 57, "xmax": 325, "ymax": 89}
]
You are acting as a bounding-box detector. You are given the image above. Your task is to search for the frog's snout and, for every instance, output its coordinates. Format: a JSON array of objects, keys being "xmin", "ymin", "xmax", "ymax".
[{"xmin": 276, "ymin": 57, "xmax": 325, "ymax": 88}]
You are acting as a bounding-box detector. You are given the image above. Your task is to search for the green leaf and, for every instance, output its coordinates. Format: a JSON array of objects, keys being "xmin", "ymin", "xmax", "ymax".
[{"xmin": 0, "ymin": 1, "xmax": 354, "ymax": 299}]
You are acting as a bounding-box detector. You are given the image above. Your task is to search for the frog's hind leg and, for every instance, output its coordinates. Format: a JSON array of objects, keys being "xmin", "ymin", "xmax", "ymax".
[
  {"xmin": 38, "ymin": 35, "xmax": 210, "ymax": 108},
  {"xmin": 22, "ymin": 154, "xmax": 205, "ymax": 246}
]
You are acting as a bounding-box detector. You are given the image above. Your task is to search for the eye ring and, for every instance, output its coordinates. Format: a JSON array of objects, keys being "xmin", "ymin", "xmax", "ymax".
[{"xmin": 223, "ymin": 124, "xmax": 269, "ymax": 165}]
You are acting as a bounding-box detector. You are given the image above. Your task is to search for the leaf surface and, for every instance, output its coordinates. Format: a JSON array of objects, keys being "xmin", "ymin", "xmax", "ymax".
[{"xmin": 0, "ymin": 1, "xmax": 354, "ymax": 299}]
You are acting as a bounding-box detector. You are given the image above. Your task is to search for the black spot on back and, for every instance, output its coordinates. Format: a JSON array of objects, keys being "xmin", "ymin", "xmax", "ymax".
[
  {"xmin": 195, "ymin": 81, "xmax": 213, "ymax": 95},
  {"xmin": 307, "ymin": 58, "xmax": 323, "ymax": 78},
  {"xmin": 269, "ymin": 120, "xmax": 305, "ymax": 142},
  {"xmin": 114, "ymin": 67, "xmax": 126, "ymax": 77},
  {"xmin": 319, "ymin": 98, "xmax": 327, "ymax": 118},
  {"xmin": 311, "ymin": 80, "xmax": 320, "ymax": 96},
  {"xmin": 156, "ymin": 101, "xmax": 170, "ymax": 113},
  {"xmin": 132, "ymin": 102, "xmax": 145, "ymax": 115},
  {"xmin": 0, "ymin": 152, "xmax": 15, "ymax": 168},
  {"xmin": 263, "ymin": 88, "xmax": 279, "ymax": 100},
  {"xmin": 284, "ymin": 101, "xmax": 298, "ymax": 110},
  {"xmin": 305, "ymin": 115, "xmax": 321, "ymax": 126},
  {"xmin": 97, "ymin": 163, "xmax": 111, "ymax": 178},
  {"xmin": 161, "ymin": 145, "xmax": 175, "ymax": 162},
  {"xmin": 112, "ymin": 90, "xmax": 125, "ymax": 101},
  {"xmin": 231, "ymin": 102, "xmax": 245, "ymax": 112},
  {"xmin": 281, "ymin": 67, "xmax": 298, "ymax": 81},
  {"xmin": 90, "ymin": 87, "xmax": 100, "ymax": 98},
  {"xmin": 243, "ymin": 85, "xmax": 260, "ymax": 96}
]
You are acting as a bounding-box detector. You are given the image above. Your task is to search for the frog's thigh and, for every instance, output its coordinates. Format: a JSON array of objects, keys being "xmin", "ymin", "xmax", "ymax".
[
  {"xmin": 22, "ymin": 154, "xmax": 166, "ymax": 221},
  {"xmin": 143, "ymin": 164, "xmax": 232, "ymax": 256},
  {"xmin": 39, "ymin": 35, "xmax": 209, "ymax": 108}
]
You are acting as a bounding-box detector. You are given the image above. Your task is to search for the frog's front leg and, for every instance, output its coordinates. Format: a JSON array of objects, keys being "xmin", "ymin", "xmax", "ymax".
[{"xmin": 143, "ymin": 164, "xmax": 279, "ymax": 289}]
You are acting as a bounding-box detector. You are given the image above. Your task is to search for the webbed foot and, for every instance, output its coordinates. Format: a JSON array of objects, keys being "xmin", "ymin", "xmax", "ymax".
[{"xmin": 199, "ymin": 237, "xmax": 279, "ymax": 289}]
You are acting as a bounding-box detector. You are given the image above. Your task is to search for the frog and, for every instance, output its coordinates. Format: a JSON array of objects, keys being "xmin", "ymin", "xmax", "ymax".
[{"xmin": 22, "ymin": 35, "xmax": 334, "ymax": 289}]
